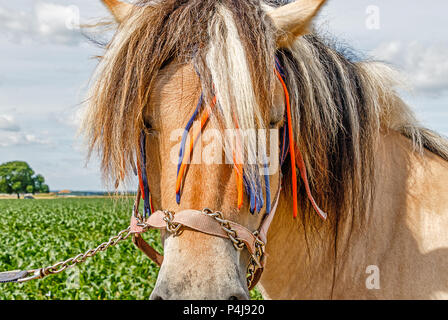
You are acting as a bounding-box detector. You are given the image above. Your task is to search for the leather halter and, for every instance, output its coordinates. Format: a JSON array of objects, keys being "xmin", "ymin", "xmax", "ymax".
[{"xmin": 130, "ymin": 173, "xmax": 282, "ymax": 291}]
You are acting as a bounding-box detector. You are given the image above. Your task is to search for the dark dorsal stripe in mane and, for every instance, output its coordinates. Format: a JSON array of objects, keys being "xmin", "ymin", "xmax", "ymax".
[
  {"xmin": 308, "ymin": 34, "xmax": 375, "ymax": 222},
  {"xmin": 277, "ymin": 34, "xmax": 378, "ymax": 227},
  {"xmin": 278, "ymin": 32, "xmax": 448, "ymax": 229}
]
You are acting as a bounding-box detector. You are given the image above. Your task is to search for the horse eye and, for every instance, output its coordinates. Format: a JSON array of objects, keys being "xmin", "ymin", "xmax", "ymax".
[
  {"xmin": 270, "ymin": 120, "xmax": 280, "ymax": 128},
  {"xmin": 144, "ymin": 119, "xmax": 153, "ymax": 130}
]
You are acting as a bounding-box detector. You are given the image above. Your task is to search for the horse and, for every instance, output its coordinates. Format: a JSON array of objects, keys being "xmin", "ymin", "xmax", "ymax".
[{"xmin": 82, "ymin": 0, "xmax": 448, "ymax": 299}]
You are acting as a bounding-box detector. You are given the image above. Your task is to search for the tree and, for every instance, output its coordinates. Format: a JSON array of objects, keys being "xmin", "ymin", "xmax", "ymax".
[
  {"xmin": 35, "ymin": 174, "xmax": 45, "ymax": 192},
  {"xmin": 26, "ymin": 185, "xmax": 34, "ymax": 194},
  {"xmin": 0, "ymin": 161, "xmax": 50, "ymax": 198},
  {"xmin": 40, "ymin": 184, "xmax": 49, "ymax": 193}
]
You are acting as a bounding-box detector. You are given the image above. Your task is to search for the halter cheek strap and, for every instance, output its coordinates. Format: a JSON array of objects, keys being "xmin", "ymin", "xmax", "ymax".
[{"xmin": 138, "ymin": 131, "xmax": 154, "ymax": 218}]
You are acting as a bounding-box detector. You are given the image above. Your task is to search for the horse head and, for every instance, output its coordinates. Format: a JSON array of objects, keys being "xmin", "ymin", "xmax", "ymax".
[{"xmin": 85, "ymin": 0, "xmax": 327, "ymax": 299}]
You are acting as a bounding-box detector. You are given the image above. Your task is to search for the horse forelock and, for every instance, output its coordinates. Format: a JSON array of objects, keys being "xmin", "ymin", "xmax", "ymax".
[{"xmin": 84, "ymin": 0, "xmax": 277, "ymax": 191}]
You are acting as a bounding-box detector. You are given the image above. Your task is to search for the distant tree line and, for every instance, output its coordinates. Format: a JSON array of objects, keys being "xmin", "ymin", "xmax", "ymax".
[{"xmin": 0, "ymin": 161, "xmax": 49, "ymax": 198}]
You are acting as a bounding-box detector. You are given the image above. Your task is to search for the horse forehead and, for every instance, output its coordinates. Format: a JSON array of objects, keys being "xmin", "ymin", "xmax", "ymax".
[
  {"xmin": 147, "ymin": 63, "xmax": 201, "ymax": 121},
  {"xmin": 154, "ymin": 63, "xmax": 199, "ymax": 99}
]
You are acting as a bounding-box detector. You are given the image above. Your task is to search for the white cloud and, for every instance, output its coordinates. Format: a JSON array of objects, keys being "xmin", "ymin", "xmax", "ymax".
[
  {"xmin": 0, "ymin": 131, "xmax": 50, "ymax": 147},
  {"xmin": 0, "ymin": 114, "xmax": 51, "ymax": 146},
  {"xmin": 0, "ymin": 114, "xmax": 20, "ymax": 132},
  {"xmin": 0, "ymin": 1, "xmax": 82, "ymax": 45},
  {"xmin": 371, "ymin": 42, "xmax": 448, "ymax": 96}
]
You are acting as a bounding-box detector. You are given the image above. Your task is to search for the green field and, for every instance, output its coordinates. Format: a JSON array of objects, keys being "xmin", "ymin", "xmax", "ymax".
[{"xmin": 0, "ymin": 198, "xmax": 262, "ymax": 300}]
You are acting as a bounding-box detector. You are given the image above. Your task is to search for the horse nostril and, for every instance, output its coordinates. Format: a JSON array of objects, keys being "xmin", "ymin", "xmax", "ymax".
[
  {"xmin": 228, "ymin": 292, "xmax": 249, "ymax": 300},
  {"xmin": 150, "ymin": 291, "xmax": 164, "ymax": 300},
  {"xmin": 227, "ymin": 290, "xmax": 250, "ymax": 300}
]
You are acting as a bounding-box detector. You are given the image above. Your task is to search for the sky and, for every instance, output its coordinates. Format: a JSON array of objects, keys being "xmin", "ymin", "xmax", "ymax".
[{"xmin": 0, "ymin": 0, "xmax": 447, "ymax": 191}]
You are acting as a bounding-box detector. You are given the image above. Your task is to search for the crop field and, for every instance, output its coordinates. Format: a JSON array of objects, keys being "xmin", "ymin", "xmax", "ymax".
[{"xmin": 0, "ymin": 198, "xmax": 262, "ymax": 300}]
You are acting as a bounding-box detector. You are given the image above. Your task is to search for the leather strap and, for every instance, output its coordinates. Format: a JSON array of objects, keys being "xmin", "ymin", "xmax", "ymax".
[
  {"xmin": 247, "ymin": 268, "xmax": 264, "ymax": 291},
  {"xmin": 132, "ymin": 234, "xmax": 164, "ymax": 266},
  {"xmin": 0, "ymin": 270, "xmax": 30, "ymax": 284},
  {"xmin": 130, "ymin": 173, "xmax": 282, "ymax": 289},
  {"xmin": 130, "ymin": 210, "xmax": 260, "ymax": 256},
  {"xmin": 247, "ymin": 177, "xmax": 281, "ymax": 290},
  {"xmin": 258, "ymin": 177, "xmax": 282, "ymax": 244}
]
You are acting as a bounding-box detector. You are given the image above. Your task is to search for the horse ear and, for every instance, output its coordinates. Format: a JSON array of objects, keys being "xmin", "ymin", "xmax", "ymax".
[
  {"xmin": 102, "ymin": 0, "xmax": 134, "ymax": 23},
  {"xmin": 268, "ymin": 0, "xmax": 327, "ymax": 47}
]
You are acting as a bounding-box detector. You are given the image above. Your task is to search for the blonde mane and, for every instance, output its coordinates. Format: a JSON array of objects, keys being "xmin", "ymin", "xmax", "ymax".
[
  {"xmin": 84, "ymin": 0, "xmax": 277, "ymax": 191},
  {"xmin": 83, "ymin": 0, "xmax": 448, "ymax": 225}
]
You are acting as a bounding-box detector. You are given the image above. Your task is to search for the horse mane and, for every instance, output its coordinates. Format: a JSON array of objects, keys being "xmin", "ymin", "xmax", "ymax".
[
  {"xmin": 83, "ymin": 0, "xmax": 448, "ymax": 226},
  {"xmin": 276, "ymin": 32, "xmax": 448, "ymax": 228}
]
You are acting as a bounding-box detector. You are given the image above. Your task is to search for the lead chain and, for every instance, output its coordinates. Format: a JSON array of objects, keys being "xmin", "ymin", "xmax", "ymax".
[{"xmin": 17, "ymin": 227, "xmax": 132, "ymax": 283}]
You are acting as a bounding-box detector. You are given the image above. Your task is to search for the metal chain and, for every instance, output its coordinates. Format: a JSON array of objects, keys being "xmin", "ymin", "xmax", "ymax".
[
  {"xmin": 202, "ymin": 208, "xmax": 246, "ymax": 250},
  {"xmin": 161, "ymin": 207, "xmax": 265, "ymax": 288},
  {"xmin": 16, "ymin": 207, "xmax": 265, "ymax": 290},
  {"xmin": 201, "ymin": 208, "xmax": 265, "ymax": 289},
  {"xmin": 246, "ymin": 231, "xmax": 265, "ymax": 289},
  {"xmin": 162, "ymin": 210, "xmax": 182, "ymax": 236},
  {"xmin": 18, "ymin": 227, "xmax": 132, "ymax": 283},
  {"xmin": 134, "ymin": 207, "xmax": 182, "ymax": 237},
  {"xmin": 247, "ymin": 262, "xmax": 257, "ymax": 289}
]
